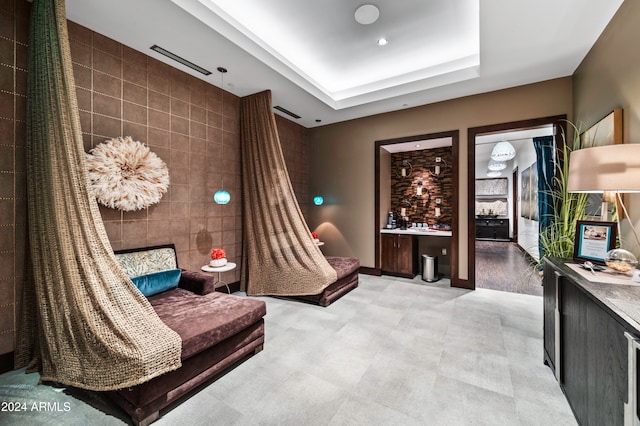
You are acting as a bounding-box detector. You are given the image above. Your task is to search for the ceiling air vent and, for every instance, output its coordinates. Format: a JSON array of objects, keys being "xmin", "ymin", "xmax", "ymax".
[
  {"xmin": 150, "ymin": 45, "xmax": 212, "ymax": 76},
  {"xmin": 274, "ymin": 105, "xmax": 301, "ymax": 119}
]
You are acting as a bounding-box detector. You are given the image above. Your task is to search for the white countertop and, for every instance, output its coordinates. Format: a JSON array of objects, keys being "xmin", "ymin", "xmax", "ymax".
[{"xmin": 381, "ymin": 228, "xmax": 452, "ymax": 237}]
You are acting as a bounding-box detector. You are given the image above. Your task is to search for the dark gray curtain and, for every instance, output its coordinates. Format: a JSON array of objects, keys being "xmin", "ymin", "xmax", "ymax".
[{"xmin": 534, "ymin": 136, "xmax": 555, "ymax": 260}]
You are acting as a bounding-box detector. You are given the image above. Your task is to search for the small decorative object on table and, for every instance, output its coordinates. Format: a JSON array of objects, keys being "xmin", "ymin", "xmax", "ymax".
[
  {"xmin": 311, "ymin": 231, "xmax": 320, "ymax": 244},
  {"xmin": 210, "ymin": 248, "xmax": 227, "ymax": 267},
  {"xmin": 604, "ymin": 249, "xmax": 638, "ymax": 274}
]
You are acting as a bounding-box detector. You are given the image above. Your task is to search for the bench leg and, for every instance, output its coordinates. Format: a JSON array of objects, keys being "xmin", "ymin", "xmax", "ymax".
[
  {"xmin": 135, "ymin": 411, "xmax": 159, "ymax": 426},
  {"xmin": 254, "ymin": 344, "xmax": 264, "ymax": 354}
]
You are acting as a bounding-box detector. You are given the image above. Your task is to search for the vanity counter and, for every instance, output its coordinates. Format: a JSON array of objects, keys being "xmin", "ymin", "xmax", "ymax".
[{"xmin": 381, "ymin": 228, "xmax": 452, "ymax": 237}]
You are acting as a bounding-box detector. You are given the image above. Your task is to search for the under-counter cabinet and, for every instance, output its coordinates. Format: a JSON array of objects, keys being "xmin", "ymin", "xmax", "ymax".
[
  {"xmin": 544, "ymin": 258, "xmax": 638, "ymax": 426},
  {"xmin": 381, "ymin": 233, "xmax": 417, "ymax": 278},
  {"xmin": 475, "ymin": 218, "xmax": 509, "ymax": 240}
]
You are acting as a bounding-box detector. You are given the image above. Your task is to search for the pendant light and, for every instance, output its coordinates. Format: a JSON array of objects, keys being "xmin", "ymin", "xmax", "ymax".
[
  {"xmin": 214, "ymin": 67, "xmax": 230, "ymax": 205},
  {"xmin": 490, "ymin": 141, "xmax": 516, "ymax": 161},
  {"xmin": 487, "ymin": 170, "xmax": 503, "ymax": 178},
  {"xmin": 313, "ymin": 136, "xmax": 324, "ymax": 205},
  {"xmin": 488, "ymin": 159, "xmax": 507, "ymax": 171}
]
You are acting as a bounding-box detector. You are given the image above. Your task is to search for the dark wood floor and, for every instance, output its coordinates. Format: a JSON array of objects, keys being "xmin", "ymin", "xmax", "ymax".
[{"xmin": 475, "ymin": 241, "xmax": 542, "ymax": 296}]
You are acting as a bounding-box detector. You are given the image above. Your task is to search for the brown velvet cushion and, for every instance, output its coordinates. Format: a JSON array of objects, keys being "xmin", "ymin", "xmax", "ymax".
[
  {"xmin": 325, "ymin": 256, "xmax": 360, "ymax": 279},
  {"xmin": 148, "ymin": 289, "xmax": 266, "ymax": 359}
]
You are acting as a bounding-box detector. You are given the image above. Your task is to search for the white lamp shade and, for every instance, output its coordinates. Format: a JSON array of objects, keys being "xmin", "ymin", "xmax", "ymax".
[
  {"xmin": 487, "ymin": 170, "xmax": 502, "ymax": 177},
  {"xmin": 490, "ymin": 141, "xmax": 516, "ymax": 161},
  {"xmin": 488, "ymin": 159, "xmax": 507, "ymax": 171},
  {"xmin": 568, "ymin": 144, "xmax": 640, "ymax": 193}
]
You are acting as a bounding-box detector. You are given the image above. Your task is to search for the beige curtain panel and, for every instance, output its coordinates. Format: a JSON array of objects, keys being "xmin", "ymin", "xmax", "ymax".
[
  {"xmin": 240, "ymin": 91, "xmax": 337, "ymax": 296},
  {"xmin": 15, "ymin": 0, "xmax": 181, "ymax": 391}
]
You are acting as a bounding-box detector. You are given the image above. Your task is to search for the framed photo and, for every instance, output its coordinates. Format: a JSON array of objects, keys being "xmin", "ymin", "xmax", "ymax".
[
  {"xmin": 580, "ymin": 108, "xmax": 625, "ymax": 219},
  {"xmin": 475, "ymin": 178, "xmax": 508, "ymax": 196},
  {"xmin": 573, "ymin": 220, "xmax": 617, "ymax": 265}
]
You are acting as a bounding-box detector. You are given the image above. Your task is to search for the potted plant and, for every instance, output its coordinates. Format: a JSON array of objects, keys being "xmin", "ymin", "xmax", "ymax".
[
  {"xmin": 210, "ymin": 248, "xmax": 227, "ymax": 267},
  {"xmin": 538, "ymin": 122, "xmax": 590, "ymax": 263}
]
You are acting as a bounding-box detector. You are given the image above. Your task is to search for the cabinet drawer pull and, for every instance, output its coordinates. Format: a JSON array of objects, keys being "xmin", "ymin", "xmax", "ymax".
[
  {"xmin": 554, "ymin": 271, "xmax": 562, "ymax": 382},
  {"xmin": 624, "ymin": 332, "xmax": 640, "ymax": 426}
]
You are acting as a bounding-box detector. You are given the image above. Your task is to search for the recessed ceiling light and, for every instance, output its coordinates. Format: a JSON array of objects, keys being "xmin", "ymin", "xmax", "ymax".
[
  {"xmin": 354, "ymin": 5, "xmax": 380, "ymax": 25},
  {"xmin": 415, "ymin": 144, "xmax": 421, "ymax": 148},
  {"xmin": 377, "ymin": 37, "xmax": 388, "ymax": 46}
]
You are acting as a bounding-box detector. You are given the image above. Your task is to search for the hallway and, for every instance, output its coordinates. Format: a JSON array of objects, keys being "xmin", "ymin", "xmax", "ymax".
[{"xmin": 476, "ymin": 241, "xmax": 542, "ymax": 296}]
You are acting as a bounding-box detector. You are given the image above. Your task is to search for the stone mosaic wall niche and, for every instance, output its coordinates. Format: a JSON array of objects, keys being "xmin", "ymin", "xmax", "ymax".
[{"xmin": 390, "ymin": 147, "xmax": 453, "ymax": 226}]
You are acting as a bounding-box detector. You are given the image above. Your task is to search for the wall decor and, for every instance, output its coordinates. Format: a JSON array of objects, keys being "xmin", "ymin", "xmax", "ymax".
[
  {"xmin": 521, "ymin": 166, "xmax": 531, "ymax": 219},
  {"xmin": 390, "ymin": 147, "xmax": 452, "ymax": 226},
  {"xmin": 580, "ymin": 108, "xmax": 624, "ymax": 219},
  {"xmin": 475, "ymin": 178, "xmax": 508, "ymax": 196},
  {"xmin": 530, "ymin": 165, "xmax": 539, "ymax": 221},
  {"xmin": 86, "ymin": 136, "xmax": 170, "ymax": 211},
  {"xmin": 573, "ymin": 220, "xmax": 617, "ymax": 265},
  {"xmin": 580, "ymin": 108, "xmax": 622, "ymax": 148},
  {"xmin": 475, "ymin": 198, "xmax": 508, "ymax": 216}
]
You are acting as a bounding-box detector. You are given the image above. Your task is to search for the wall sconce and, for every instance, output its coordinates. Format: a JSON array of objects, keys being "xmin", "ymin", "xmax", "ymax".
[
  {"xmin": 415, "ymin": 179, "xmax": 424, "ymax": 197},
  {"xmin": 313, "ymin": 195, "xmax": 324, "ymax": 205},
  {"xmin": 214, "ymin": 190, "xmax": 230, "ymax": 204},
  {"xmin": 399, "ymin": 198, "xmax": 412, "ymax": 217},
  {"xmin": 430, "ymin": 157, "xmax": 446, "ymax": 177},
  {"xmin": 396, "ymin": 160, "xmax": 412, "ymax": 178}
]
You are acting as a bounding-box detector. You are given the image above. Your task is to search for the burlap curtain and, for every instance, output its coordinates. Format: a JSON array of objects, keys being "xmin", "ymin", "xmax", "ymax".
[
  {"xmin": 241, "ymin": 91, "xmax": 337, "ymax": 296},
  {"xmin": 15, "ymin": 0, "xmax": 181, "ymax": 391}
]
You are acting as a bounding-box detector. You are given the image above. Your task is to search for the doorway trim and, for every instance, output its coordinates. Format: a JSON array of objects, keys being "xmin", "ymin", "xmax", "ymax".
[
  {"xmin": 467, "ymin": 115, "xmax": 567, "ymax": 290},
  {"xmin": 512, "ymin": 166, "xmax": 519, "ymax": 244},
  {"xmin": 374, "ymin": 130, "xmax": 461, "ymax": 286}
]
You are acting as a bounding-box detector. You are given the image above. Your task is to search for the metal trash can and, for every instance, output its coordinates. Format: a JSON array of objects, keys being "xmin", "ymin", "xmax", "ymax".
[{"xmin": 422, "ymin": 254, "xmax": 439, "ymax": 282}]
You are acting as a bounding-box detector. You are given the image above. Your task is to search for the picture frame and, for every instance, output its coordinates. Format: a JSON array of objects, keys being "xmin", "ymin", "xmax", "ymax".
[
  {"xmin": 580, "ymin": 108, "xmax": 625, "ymax": 219},
  {"xmin": 573, "ymin": 220, "xmax": 617, "ymax": 265},
  {"xmin": 521, "ymin": 166, "xmax": 531, "ymax": 219},
  {"xmin": 475, "ymin": 178, "xmax": 508, "ymax": 196},
  {"xmin": 580, "ymin": 108, "xmax": 622, "ymax": 148}
]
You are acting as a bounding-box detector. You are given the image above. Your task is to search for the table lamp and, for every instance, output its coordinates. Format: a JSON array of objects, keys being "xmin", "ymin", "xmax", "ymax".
[{"xmin": 567, "ymin": 144, "xmax": 640, "ymax": 271}]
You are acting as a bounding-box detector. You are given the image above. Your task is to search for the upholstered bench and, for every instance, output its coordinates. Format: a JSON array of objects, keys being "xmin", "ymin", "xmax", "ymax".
[
  {"xmin": 295, "ymin": 256, "xmax": 360, "ymax": 307},
  {"xmin": 107, "ymin": 244, "xmax": 266, "ymax": 426}
]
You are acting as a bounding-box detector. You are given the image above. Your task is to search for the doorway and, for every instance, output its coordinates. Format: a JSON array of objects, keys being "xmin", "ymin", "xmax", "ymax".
[
  {"xmin": 374, "ymin": 130, "xmax": 462, "ymax": 287},
  {"xmin": 467, "ymin": 116, "xmax": 567, "ymax": 291}
]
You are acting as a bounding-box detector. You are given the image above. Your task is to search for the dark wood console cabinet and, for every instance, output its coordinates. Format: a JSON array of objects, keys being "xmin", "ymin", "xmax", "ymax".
[
  {"xmin": 543, "ymin": 257, "xmax": 640, "ymax": 426},
  {"xmin": 475, "ymin": 218, "xmax": 509, "ymax": 240},
  {"xmin": 381, "ymin": 233, "xmax": 418, "ymax": 278}
]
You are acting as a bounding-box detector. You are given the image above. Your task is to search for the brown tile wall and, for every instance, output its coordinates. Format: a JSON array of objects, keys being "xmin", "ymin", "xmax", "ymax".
[
  {"xmin": 390, "ymin": 147, "xmax": 453, "ymax": 226},
  {"xmin": 0, "ymin": 0, "xmax": 28, "ymax": 360},
  {"xmin": 0, "ymin": 0, "xmax": 311, "ymax": 359},
  {"xmin": 67, "ymin": 21, "xmax": 244, "ymax": 281}
]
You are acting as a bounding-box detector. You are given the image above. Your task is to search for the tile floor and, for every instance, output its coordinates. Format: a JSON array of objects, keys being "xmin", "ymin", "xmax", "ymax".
[{"xmin": 0, "ymin": 274, "xmax": 577, "ymax": 425}]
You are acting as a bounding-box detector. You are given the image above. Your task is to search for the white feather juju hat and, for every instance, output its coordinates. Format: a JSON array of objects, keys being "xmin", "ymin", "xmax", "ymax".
[{"xmin": 86, "ymin": 136, "xmax": 170, "ymax": 211}]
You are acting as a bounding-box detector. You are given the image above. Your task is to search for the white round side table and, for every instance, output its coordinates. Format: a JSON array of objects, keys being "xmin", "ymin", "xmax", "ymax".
[{"xmin": 201, "ymin": 262, "xmax": 237, "ymax": 294}]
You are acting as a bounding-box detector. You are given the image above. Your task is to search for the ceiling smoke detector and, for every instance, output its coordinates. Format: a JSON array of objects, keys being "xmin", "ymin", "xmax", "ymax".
[{"xmin": 354, "ymin": 4, "xmax": 380, "ymax": 25}]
